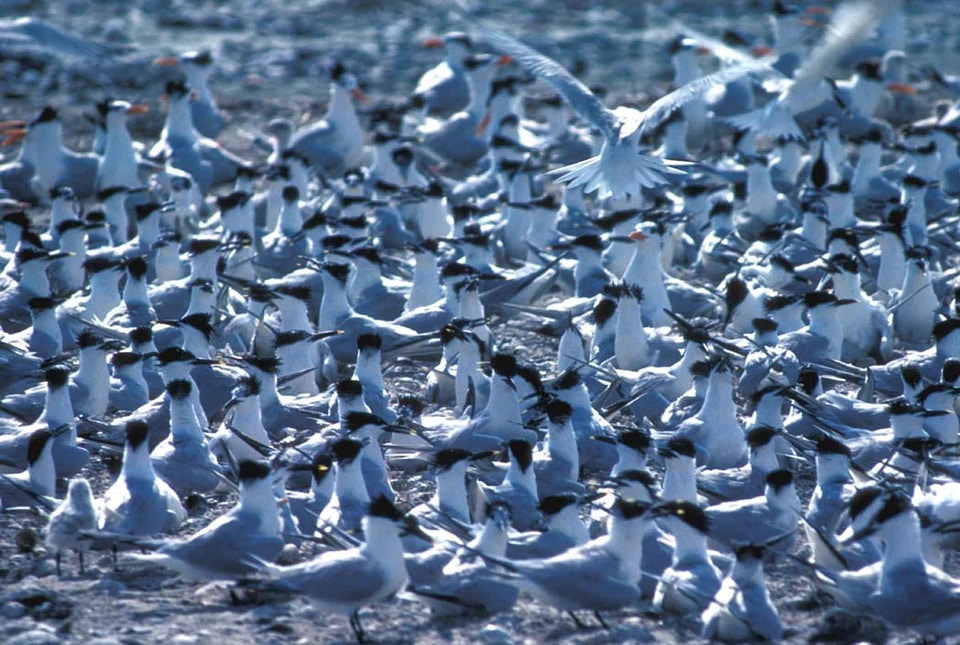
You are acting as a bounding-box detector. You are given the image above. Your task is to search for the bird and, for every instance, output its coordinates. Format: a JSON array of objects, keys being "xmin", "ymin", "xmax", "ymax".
[
  {"xmin": 45, "ymin": 477, "xmax": 97, "ymax": 575},
  {"xmin": 126, "ymin": 459, "xmax": 283, "ymax": 581},
  {"xmin": 243, "ymin": 494, "xmax": 425, "ymax": 643},
  {"xmin": 476, "ymin": 19, "xmax": 778, "ymax": 199},
  {"xmin": 700, "ymin": 544, "xmax": 783, "ymax": 642}
]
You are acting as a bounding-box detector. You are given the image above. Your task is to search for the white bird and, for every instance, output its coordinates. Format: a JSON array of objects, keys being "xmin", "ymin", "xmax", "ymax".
[
  {"xmin": 245, "ymin": 495, "xmax": 424, "ymax": 642},
  {"xmin": 128, "ymin": 459, "xmax": 283, "ymax": 580},
  {"xmin": 701, "ymin": 544, "xmax": 783, "ymax": 642},
  {"xmin": 45, "ymin": 477, "xmax": 97, "ymax": 576},
  {"xmin": 98, "ymin": 420, "xmax": 186, "ymax": 543},
  {"xmin": 477, "ymin": 21, "xmax": 777, "ymax": 199}
]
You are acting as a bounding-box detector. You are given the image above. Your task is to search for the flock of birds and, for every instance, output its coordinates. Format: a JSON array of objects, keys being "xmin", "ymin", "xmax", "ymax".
[{"xmin": 5, "ymin": 0, "xmax": 960, "ymax": 641}]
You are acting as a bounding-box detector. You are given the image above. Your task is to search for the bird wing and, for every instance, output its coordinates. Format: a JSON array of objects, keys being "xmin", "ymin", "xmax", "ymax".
[
  {"xmin": 475, "ymin": 24, "xmax": 618, "ymax": 140},
  {"xmin": 5, "ymin": 18, "xmax": 122, "ymax": 58},
  {"xmin": 634, "ymin": 59, "xmax": 781, "ymax": 140},
  {"xmin": 786, "ymin": 0, "xmax": 895, "ymax": 110}
]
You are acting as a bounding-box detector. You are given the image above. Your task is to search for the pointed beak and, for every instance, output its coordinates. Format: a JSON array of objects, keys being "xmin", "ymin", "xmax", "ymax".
[
  {"xmin": 628, "ymin": 230, "xmax": 647, "ymax": 242},
  {"xmin": 127, "ymin": 104, "xmax": 150, "ymax": 116},
  {"xmin": 0, "ymin": 119, "xmax": 27, "ymax": 130},
  {"xmin": 154, "ymin": 56, "xmax": 180, "ymax": 66},
  {"xmin": 476, "ymin": 111, "xmax": 492, "ymax": 136},
  {"xmin": 421, "ymin": 37, "xmax": 444, "ymax": 48},
  {"xmin": 886, "ymin": 82, "xmax": 917, "ymax": 95},
  {"xmin": 351, "ymin": 88, "xmax": 369, "ymax": 104},
  {"xmin": 496, "ymin": 55, "xmax": 513, "ymax": 67},
  {"xmin": 752, "ymin": 45, "xmax": 774, "ymax": 57},
  {"xmin": 1, "ymin": 129, "xmax": 27, "ymax": 145}
]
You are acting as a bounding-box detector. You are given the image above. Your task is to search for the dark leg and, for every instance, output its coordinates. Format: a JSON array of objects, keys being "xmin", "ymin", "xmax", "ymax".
[
  {"xmin": 112, "ymin": 544, "xmax": 119, "ymax": 570},
  {"xmin": 78, "ymin": 551, "xmax": 85, "ymax": 574},
  {"xmin": 567, "ymin": 611, "xmax": 588, "ymax": 629},
  {"xmin": 349, "ymin": 610, "xmax": 368, "ymax": 643},
  {"xmin": 55, "ymin": 551, "xmax": 62, "ymax": 577},
  {"xmin": 594, "ymin": 611, "xmax": 610, "ymax": 630}
]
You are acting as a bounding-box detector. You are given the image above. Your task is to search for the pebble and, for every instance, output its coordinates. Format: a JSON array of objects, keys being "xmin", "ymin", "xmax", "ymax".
[
  {"xmin": 276, "ymin": 544, "xmax": 300, "ymax": 565},
  {"xmin": 478, "ymin": 624, "xmax": 513, "ymax": 644},
  {"xmin": 6, "ymin": 630, "xmax": 62, "ymax": 645}
]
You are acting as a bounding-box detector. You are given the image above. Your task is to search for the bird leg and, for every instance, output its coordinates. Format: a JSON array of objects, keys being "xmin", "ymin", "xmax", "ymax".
[
  {"xmin": 349, "ymin": 610, "xmax": 368, "ymax": 643},
  {"xmin": 55, "ymin": 551, "xmax": 62, "ymax": 577},
  {"xmin": 78, "ymin": 550, "xmax": 84, "ymax": 574},
  {"xmin": 567, "ymin": 610, "xmax": 588, "ymax": 629},
  {"xmin": 594, "ymin": 611, "xmax": 611, "ymax": 630}
]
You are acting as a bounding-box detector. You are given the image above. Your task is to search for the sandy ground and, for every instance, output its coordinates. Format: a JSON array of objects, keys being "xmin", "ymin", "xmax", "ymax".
[{"xmin": 1, "ymin": 0, "xmax": 960, "ymax": 643}]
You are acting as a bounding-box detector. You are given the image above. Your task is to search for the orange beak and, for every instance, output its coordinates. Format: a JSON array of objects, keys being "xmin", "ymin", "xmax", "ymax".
[
  {"xmin": 628, "ymin": 230, "xmax": 647, "ymax": 242},
  {"xmin": 804, "ymin": 6, "xmax": 831, "ymax": 14},
  {"xmin": 752, "ymin": 45, "xmax": 775, "ymax": 57},
  {"xmin": 801, "ymin": 17, "xmax": 829, "ymax": 28},
  {"xmin": 421, "ymin": 37, "xmax": 444, "ymax": 48},
  {"xmin": 351, "ymin": 87, "xmax": 369, "ymax": 104},
  {"xmin": 1, "ymin": 128, "xmax": 27, "ymax": 145},
  {"xmin": 154, "ymin": 56, "xmax": 180, "ymax": 67},
  {"xmin": 696, "ymin": 45, "xmax": 712, "ymax": 56},
  {"xmin": 127, "ymin": 104, "xmax": 150, "ymax": 115},
  {"xmin": 476, "ymin": 111, "xmax": 492, "ymax": 136},
  {"xmin": 497, "ymin": 55, "xmax": 513, "ymax": 66},
  {"xmin": 887, "ymin": 82, "xmax": 917, "ymax": 95},
  {"xmin": 0, "ymin": 119, "xmax": 27, "ymax": 130}
]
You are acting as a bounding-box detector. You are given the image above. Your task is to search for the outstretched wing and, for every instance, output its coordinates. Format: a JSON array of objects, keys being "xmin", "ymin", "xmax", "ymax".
[
  {"xmin": 787, "ymin": 0, "xmax": 894, "ymax": 107},
  {"xmin": 636, "ymin": 59, "xmax": 781, "ymax": 139},
  {"xmin": 3, "ymin": 18, "xmax": 124, "ymax": 58},
  {"xmin": 476, "ymin": 24, "xmax": 618, "ymax": 140}
]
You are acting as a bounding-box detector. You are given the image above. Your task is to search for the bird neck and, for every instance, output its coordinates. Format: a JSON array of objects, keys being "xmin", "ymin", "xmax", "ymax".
[
  {"xmin": 326, "ymin": 83, "xmax": 362, "ymax": 136},
  {"xmin": 361, "ymin": 517, "xmax": 405, "ymax": 566},
  {"xmin": 831, "ymin": 271, "xmax": 862, "ymax": 300},
  {"xmin": 747, "ymin": 164, "xmax": 777, "ymax": 219},
  {"xmin": 549, "ymin": 507, "xmax": 590, "ymax": 544},
  {"xmin": 815, "ymin": 454, "xmax": 851, "ymax": 487},
  {"xmin": 473, "ymin": 518, "xmax": 509, "ymax": 557},
  {"xmin": 776, "ymin": 141, "xmax": 803, "ymax": 184},
  {"xmin": 546, "ymin": 422, "xmax": 579, "ymax": 475},
  {"xmin": 753, "ymin": 395, "xmax": 785, "ymax": 429},
  {"xmin": 506, "ymin": 458, "xmax": 538, "ymax": 499},
  {"xmin": 335, "ymin": 460, "xmax": 370, "ymax": 505},
  {"xmin": 615, "ymin": 296, "xmax": 649, "ymax": 368},
  {"xmin": 88, "ymin": 271, "xmax": 123, "ymax": 318},
  {"xmin": 19, "ymin": 262, "xmax": 50, "ymax": 296},
  {"xmin": 826, "ymin": 192, "xmax": 855, "ymax": 229},
  {"xmin": 672, "ymin": 522, "xmax": 710, "ymax": 566},
  {"xmin": 349, "ymin": 261, "xmax": 381, "ymax": 296},
  {"xmin": 170, "ymin": 397, "xmax": 205, "ymax": 441},
  {"xmin": 188, "ymin": 253, "xmax": 219, "ymax": 285},
  {"xmin": 701, "ymin": 372, "xmax": 736, "ymax": 421},
  {"xmin": 275, "ymin": 201, "xmax": 302, "ymax": 237},
  {"xmin": 29, "ymin": 447, "xmax": 56, "ymax": 498},
  {"xmin": 406, "ymin": 252, "xmax": 442, "ymax": 311},
  {"xmin": 354, "ymin": 350, "xmax": 384, "ymax": 391},
  {"xmin": 122, "ymin": 275, "xmax": 151, "ymax": 309},
  {"xmin": 232, "ymin": 397, "xmax": 269, "ymax": 444},
  {"xmin": 879, "ymin": 512, "xmax": 926, "ymax": 576},
  {"xmin": 42, "ymin": 385, "xmax": 75, "ymax": 429},
  {"xmin": 557, "ymin": 327, "xmax": 585, "ymax": 373},
  {"xmin": 31, "ymin": 310, "xmax": 62, "ymax": 355},
  {"xmin": 662, "ymin": 457, "xmax": 698, "ymax": 503},
  {"xmin": 165, "ymin": 97, "xmax": 197, "ymax": 143},
  {"xmin": 241, "ymin": 479, "xmax": 281, "ymax": 536},
  {"xmin": 435, "ymin": 465, "xmax": 471, "ymax": 524},
  {"xmin": 318, "ymin": 275, "xmax": 353, "ymax": 330},
  {"xmin": 102, "ymin": 117, "xmax": 139, "ymax": 186},
  {"xmin": 750, "ymin": 442, "xmax": 779, "ymax": 475}
]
